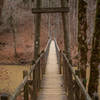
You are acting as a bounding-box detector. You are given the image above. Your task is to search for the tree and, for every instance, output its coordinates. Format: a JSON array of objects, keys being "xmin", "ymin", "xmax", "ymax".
[
  {"xmin": 78, "ymin": 0, "xmax": 88, "ymax": 86},
  {"xmin": 0, "ymin": 0, "xmax": 4, "ymax": 24},
  {"xmin": 78, "ymin": 0, "xmax": 88, "ymax": 99},
  {"xmin": 61, "ymin": 0, "xmax": 74, "ymax": 100},
  {"xmin": 8, "ymin": 8, "xmax": 17, "ymax": 58},
  {"xmin": 88, "ymin": 0, "xmax": 100, "ymax": 98},
  {"xmin": 34, "ymin": 0, "xmax": 41, "ymax": 60},
  {"xmin": 33, "ymin": 0, "xmax": 41, "ymax": 99}
]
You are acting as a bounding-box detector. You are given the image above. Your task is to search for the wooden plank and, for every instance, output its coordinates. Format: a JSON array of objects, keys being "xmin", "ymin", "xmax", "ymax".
[{"xmin": 32, "ymin": 7, "xmax": 69, "ymax": 13}]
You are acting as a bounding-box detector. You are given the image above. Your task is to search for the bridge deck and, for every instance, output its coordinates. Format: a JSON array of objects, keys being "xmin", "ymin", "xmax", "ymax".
[{"xmin": 37, "ymin": 41, "xmax": 67, "ymax": 100}]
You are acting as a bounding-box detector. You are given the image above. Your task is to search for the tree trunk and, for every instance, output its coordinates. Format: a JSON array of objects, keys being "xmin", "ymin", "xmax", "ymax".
[
  {"xmin": 8, "ymin": 15, "xmax": 17, "ymax": 58},
  {"xmin": 61, "ymin": 0, "xmax": 74, "ymax": 100},
  {"xmin": 12, "ymin": 28, "xmax": 17, "ymax": 58},
  {"xmin": 78, "ymin": 0, "xmax": 88, "ymax": 86},
  {"xmin": 33, "ymin": 0, "xmax": 41, "ymax": 97},
  {"xmin": 78, "ymin": 0, "xmax": 88, "ymax": 99},
  {"xmin": 0, "ymin": 0, "xmax": 4, "ymax": 24},
  {"xmin": 0, "ymin": 0, "xmax": 4, "ymax": 16},
  {"xmin": 34, "ymin": 2, "xmax": 41, "ymax": 60},
  {"xmin": 88, "ymin": 0, "xmax": 100, "ymax": 98}
]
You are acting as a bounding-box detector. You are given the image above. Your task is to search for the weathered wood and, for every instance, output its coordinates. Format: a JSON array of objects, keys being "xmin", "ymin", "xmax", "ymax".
[
  {"xmin": 54, "ymin": 40, "xmax": 91, "ymax": 100},
  {"xmin": 37, "ymin": 62, "xmax": 41, "ymax": 89},
  {"xmin": 61, "ymin": 0, "xmax": 74, "ymax": 99},
  {"xmin": 27, "ymin": 80, "xmax": 33, "ymax": 85},
  {"xmin": 35, "ymin": 66, "xmax": 39, "ymax": 90},
  {"xmin": 10, "ymin": 52, "xmax": 45, "ymax": 100},
  {"xmin": 62, "ymin": 53, "xmax": 92, "ymax": 100},
  {"xmin": 33, "ymin": 0, "xmax": 41, "ymax": 95},
  {"xmin": 33, "ymin": 0, "xmax": 41, "ymax": 60},
  {"xmin": 1, "ymin": 96, "xmax": 8, "ymax": 100},
  {"xmin": 33, "ymin": 69, "xmax": 37, "ymax": 100},
  {"xmin": 74, "ymin": 81, "xmax": 80, "ymax": 100},
  {"xmin": 23, "ymin": 71, "xmax": 28, "ymax": 100},
  {"xmin": 37, "ymin": 41, "xmax": 67, "ymax": 100},
  {"xmin": 10, "ymin": 39, "xmax": 51, "ymax": 100},
  {"xmin": 54, "ymin": 39, "xmax": 62, "ymax": 74},
  {"xmin": 59, "ymin": 51, "xmax": 62, "ymax": 74},
  {"xmin": 32, "ymin": 7, "xmax": 69, "ymax": 13}
]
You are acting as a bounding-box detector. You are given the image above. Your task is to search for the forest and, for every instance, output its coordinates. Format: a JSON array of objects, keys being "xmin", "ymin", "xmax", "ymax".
[{"xmin": 0, "ymin": 0, "xmax": 100, "ymax": 100}]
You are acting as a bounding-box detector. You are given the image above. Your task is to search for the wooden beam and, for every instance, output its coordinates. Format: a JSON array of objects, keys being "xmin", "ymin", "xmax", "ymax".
[
  {"xmin": 32, "ymin": 7, "xmax": 69, "ymax": 13},
  {"xmin": 23, "ymin": 71, "xmax": 29, "ymax": 100}
]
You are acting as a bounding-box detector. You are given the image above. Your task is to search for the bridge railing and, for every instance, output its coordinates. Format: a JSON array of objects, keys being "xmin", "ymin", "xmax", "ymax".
[
  {"xmin": 10, "ymin": 39, "xmax": 51, "ymax": 100},
  {"xmin": 54, "ymin": 39, "xmax": 62, "ymax": 74},
  {"xmin": 54, "ymin": 39, "xmax": 92, "ymax": 100}
]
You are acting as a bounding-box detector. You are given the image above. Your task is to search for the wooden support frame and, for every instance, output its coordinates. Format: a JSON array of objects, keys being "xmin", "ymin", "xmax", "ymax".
[
  {"xmin": 32, "ymin": 7, "xmax": 69, "ymax": 13},
  {"xmin": 23, "ymin": 71, "xmax": 29, "ymax": 100},
  {"xmin": 10, "ymin": 40, "xmax": 51, "ymax": 100},
  {"xmin": 54, "ymin": 39, "xmax": 92, "ymax": 100}
]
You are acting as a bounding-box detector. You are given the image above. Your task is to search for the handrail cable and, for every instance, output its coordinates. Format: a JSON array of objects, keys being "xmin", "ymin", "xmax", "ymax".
[
  {"xmin": 10, "ymin": 39, "xmax": 51, "ymax": 100},
  {"xmin": 54, "ymin": 39, "xmax": 92, "ymax": 100}
]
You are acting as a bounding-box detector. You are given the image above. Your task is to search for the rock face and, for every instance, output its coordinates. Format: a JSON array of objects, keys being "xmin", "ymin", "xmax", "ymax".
[{"xmin": 0, "ymin": 0, "xmax": 48, "ymax": 64}]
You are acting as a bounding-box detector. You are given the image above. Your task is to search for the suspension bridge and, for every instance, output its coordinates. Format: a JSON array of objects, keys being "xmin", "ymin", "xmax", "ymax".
[
  {"xmin": 5, "ymin": 39, "xmax": 91, "ymax": 100},
  {"xmin": 0, "ymin": 0, "xmax": 97, "ymax": 100}
]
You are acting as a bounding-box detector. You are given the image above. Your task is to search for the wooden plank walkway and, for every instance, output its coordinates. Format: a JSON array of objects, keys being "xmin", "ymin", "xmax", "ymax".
[{"xmin": 37, "ymin": 41, "xmax": 67, "ymax": 100}]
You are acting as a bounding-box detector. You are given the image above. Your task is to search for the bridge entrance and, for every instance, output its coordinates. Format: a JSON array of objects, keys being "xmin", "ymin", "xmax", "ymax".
[{"xmin": 37, "ymin": 40, "xmax": 67, "ymax": 100}]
